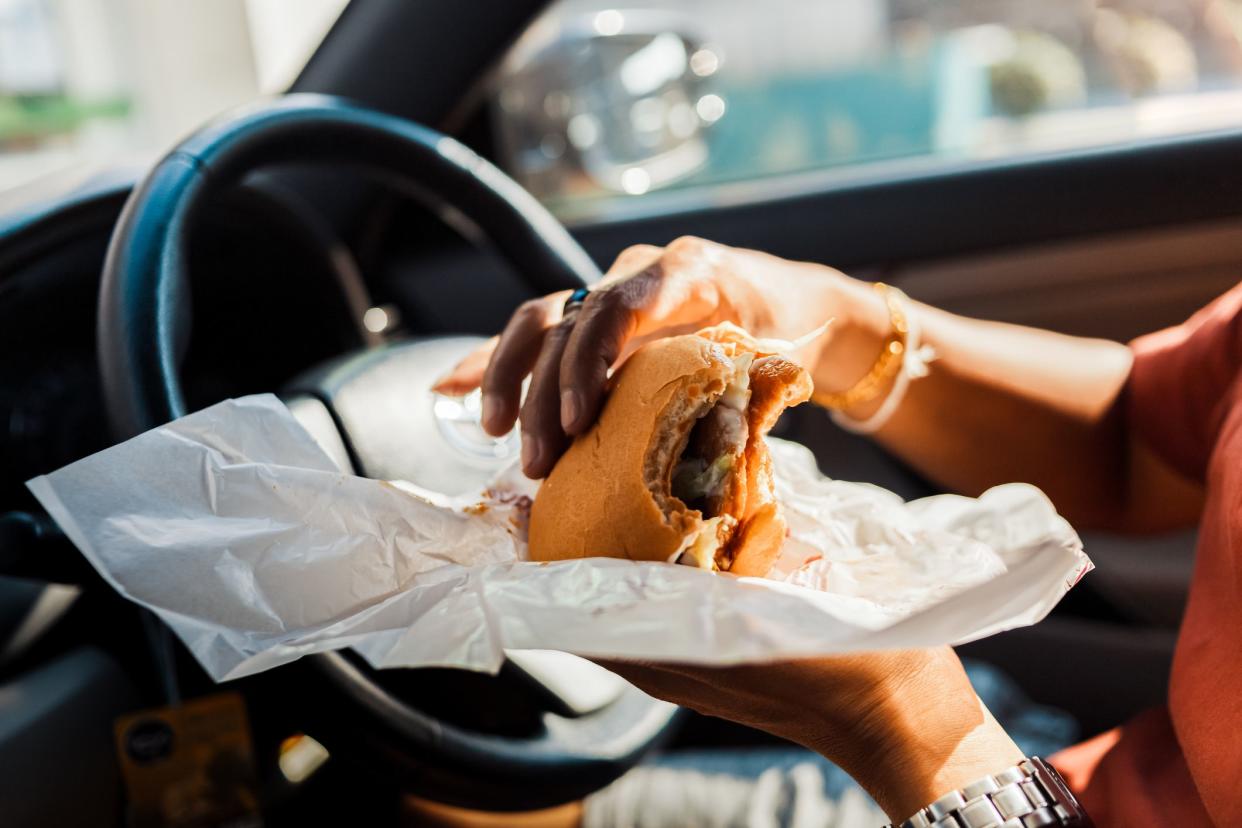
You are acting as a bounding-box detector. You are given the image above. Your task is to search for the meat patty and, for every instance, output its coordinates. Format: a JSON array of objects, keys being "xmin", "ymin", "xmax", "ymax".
[{"xmin": 672, "ymin": 394, "xmax": 750, "ymax": 517}]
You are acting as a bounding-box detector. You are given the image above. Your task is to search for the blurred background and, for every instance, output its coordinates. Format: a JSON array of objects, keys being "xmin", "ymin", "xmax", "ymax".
[
  {"xmin": 0, "ymin": 0, "xmax": 347, "ymax": 192},
  {"xmin": 8, "ymin": 0, "xmax": 1242, "ymax": 219}
]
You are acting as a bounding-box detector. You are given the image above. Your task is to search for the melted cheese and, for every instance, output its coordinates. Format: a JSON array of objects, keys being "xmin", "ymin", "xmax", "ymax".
[
  {"xmin": 670, "ymin": 516, "xmax": 726, "ymax": 570},
  {"xmin": 718, "ymin": 352, "xmax": 754, "ymax": 411}
]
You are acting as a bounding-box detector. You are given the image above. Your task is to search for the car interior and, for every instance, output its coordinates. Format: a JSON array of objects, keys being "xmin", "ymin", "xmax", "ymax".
[{"xmin": 0, "ymin": 0, "xmax": 1235, "ymax": 825}]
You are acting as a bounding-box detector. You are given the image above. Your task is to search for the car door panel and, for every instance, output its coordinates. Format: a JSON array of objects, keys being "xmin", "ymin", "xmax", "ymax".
[
  {"xmin": 895, "ymin": 217, "xmax": 1242, "ymax": 341},
  {"xmin": 556, "ymin": 130, "xmax": 1242, "ymax": 271}
]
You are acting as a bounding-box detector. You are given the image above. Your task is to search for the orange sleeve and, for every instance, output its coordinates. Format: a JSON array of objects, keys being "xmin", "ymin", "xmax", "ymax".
[{"xmin": 1126, "ymin": 282, "xmax": 1242, "ymax": 483}]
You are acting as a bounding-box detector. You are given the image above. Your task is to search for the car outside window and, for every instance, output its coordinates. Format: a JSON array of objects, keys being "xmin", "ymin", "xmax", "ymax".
[{"xmin": 492, "ymin": 0, "xmax": 1242, "ymax": 221}]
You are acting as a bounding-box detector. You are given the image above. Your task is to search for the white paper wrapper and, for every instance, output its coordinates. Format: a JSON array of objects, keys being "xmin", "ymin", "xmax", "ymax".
[{"xmin": 27, "ymin": 394, "xmax": 1091, "ymax": 682}]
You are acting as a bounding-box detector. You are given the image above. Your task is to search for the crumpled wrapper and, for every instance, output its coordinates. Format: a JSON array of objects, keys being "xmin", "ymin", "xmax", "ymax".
[{"xmin": 27, "ymin": 394, "xmax": 1091, "ymax": 682}]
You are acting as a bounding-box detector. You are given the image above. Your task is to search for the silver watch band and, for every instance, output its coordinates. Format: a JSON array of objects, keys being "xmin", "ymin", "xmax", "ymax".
[{"xmin": 886, "ymin": 757, "xmax": 1093, "ymax": 828}]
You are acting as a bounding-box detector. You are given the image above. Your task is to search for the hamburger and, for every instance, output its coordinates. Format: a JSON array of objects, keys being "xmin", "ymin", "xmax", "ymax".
[{"xmin": 528, "ymin": 323, "xmax": 813, "ymax": 577}]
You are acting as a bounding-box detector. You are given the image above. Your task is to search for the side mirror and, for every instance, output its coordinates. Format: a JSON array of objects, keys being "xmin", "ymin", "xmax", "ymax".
[{"xmin": 494, "ymin": 9, "xmax": 722, "ymax": 203}]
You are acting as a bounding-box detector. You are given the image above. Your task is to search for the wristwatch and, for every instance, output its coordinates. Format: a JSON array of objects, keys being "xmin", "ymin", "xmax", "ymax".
[{"xmin": 887, "ymin": 757, "xmax": 1093, "ymax": 828}]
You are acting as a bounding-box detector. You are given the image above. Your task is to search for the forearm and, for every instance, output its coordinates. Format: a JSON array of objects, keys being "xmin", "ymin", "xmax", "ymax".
[
  {"xmin": 796, "ymin": 648, "xmax": 1024, "ymax": 824},
  {"xmin": 848, "ymin": 700, "xmax": 1023, "ymax": 823},
  {"xmin": 804, "ymin": 271, "xmax": 1201, "ymax": 532}
]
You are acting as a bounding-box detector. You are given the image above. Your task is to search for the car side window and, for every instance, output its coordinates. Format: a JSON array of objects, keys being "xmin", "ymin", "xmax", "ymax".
[{"xmin": 492, "ymin": 0, "xmax": 1242, "ymax": 221}]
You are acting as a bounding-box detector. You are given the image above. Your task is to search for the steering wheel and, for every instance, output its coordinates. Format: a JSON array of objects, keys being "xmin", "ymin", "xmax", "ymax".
[{"xmin": 97, "ymin": 94, "xmax": 681, "ymax": 810}]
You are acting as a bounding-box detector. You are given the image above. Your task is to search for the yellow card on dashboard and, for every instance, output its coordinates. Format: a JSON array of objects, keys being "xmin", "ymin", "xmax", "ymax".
[{"xmin": 114, "ymin": 692, "xmax": 262, "ymax": 828}]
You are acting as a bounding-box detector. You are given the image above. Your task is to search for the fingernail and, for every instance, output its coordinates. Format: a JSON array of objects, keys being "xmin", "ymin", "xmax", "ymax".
[
  {"xmin": 481, "ymin": 394, "xmax": 499, "ymax": 429},
  {"xmin": 521, "ymin": 434, "xmax": 542, "ymax": 475},
  {"xmin": 561, "ymin": 389, "xmax": 582, "ymax": 430}
]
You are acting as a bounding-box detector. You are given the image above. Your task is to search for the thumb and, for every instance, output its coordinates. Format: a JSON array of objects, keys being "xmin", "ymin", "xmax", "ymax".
[{"xmin": 431, "ymin": 336, "xmax": 498, "ymax": 396}]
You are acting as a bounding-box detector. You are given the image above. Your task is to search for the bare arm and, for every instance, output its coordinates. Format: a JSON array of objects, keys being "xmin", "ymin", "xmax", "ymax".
[{"xmin": 815, "ymin": 273, "xmax": 1205, "ymax": 533}]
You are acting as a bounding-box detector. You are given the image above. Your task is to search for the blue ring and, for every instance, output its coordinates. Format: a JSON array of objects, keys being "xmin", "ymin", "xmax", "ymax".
[{"xmin": 563, "ymin": 287, "xmax": 590, "ymax": 312}]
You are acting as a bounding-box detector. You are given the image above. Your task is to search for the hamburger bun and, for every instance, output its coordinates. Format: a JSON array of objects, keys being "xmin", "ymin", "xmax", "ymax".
[{"xmin": 528, "ymin": 324, "xmax": 812, "ymax": 577}]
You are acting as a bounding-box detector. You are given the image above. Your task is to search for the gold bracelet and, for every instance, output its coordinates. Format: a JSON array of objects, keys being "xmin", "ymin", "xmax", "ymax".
[{"xmin": 812, "ymin": 282, "xmax": 908, "ymax": 411}]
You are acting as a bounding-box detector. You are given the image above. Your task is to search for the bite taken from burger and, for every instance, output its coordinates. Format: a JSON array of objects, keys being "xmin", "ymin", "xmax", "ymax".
[{"xmin": 529, "ymin": 324, "xmax": 814, "ymax": 579}]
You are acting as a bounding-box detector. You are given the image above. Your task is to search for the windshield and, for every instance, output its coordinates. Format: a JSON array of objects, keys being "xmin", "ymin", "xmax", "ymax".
[{"xmin": 0, "ymin": 0, "xmax": 348, "ymax": 194}]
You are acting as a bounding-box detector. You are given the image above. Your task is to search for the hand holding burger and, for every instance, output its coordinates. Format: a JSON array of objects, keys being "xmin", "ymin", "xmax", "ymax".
[
  {"xmin": 435, "ymin": 237, "xmax": 849, "ymax": 479},
  {"xmin": 439, "ymin": 237, "xmax": 843, "ymax": 577}
]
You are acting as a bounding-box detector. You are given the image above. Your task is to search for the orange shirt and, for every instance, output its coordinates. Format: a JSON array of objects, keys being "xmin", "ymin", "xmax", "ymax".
[{"xmin": 1052, "ymin": 283, "xmax": 1242, "ymax": 826}]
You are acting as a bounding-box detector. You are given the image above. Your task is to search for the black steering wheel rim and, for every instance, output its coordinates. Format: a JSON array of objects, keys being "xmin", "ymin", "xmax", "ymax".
[
  {"xmin": 96, "ymin": 94, "xmax": 680, "ymax": 810},
  {"xmin": 99, "ymin": 93, "xmax": 601, "ymax": 436}
]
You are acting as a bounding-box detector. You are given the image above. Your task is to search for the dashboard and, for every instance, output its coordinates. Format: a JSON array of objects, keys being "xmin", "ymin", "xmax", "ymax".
[{"xmin": 0, "ymin": 173, "xmax": 372, "ymax": 510}]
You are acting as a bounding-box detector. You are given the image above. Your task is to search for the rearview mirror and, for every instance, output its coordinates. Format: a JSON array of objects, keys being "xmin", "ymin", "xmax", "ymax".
[{"xmin": 494, "ymin": 9, "xmax": 722, "ymax": 202}]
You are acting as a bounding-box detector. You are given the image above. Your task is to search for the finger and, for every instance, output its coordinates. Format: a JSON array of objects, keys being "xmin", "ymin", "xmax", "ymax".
[
  {"xmin": 558, "ymin": 272, "xmax": 663, "ymax": 434},
  {"xmin": 518, "ymin": 311, "xmax": 579, "ymax": 477},
  {"xmin": 603, "ymin": 244, "xmax": 663, "ymax": 280},
  {"xmin": 431, "ymin": 336, "xmax": 498, "ymax": 396},
  {"xmin": 480, "ymin": 295, "xmax": 566, "ymax": 436},
  {"xmin": 591, "ymin": 658, "xmax": 718, "ymax": 711},
  {"xmin": 592, "ymin": 658, "xmax": 664, "ymax": 687}
]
